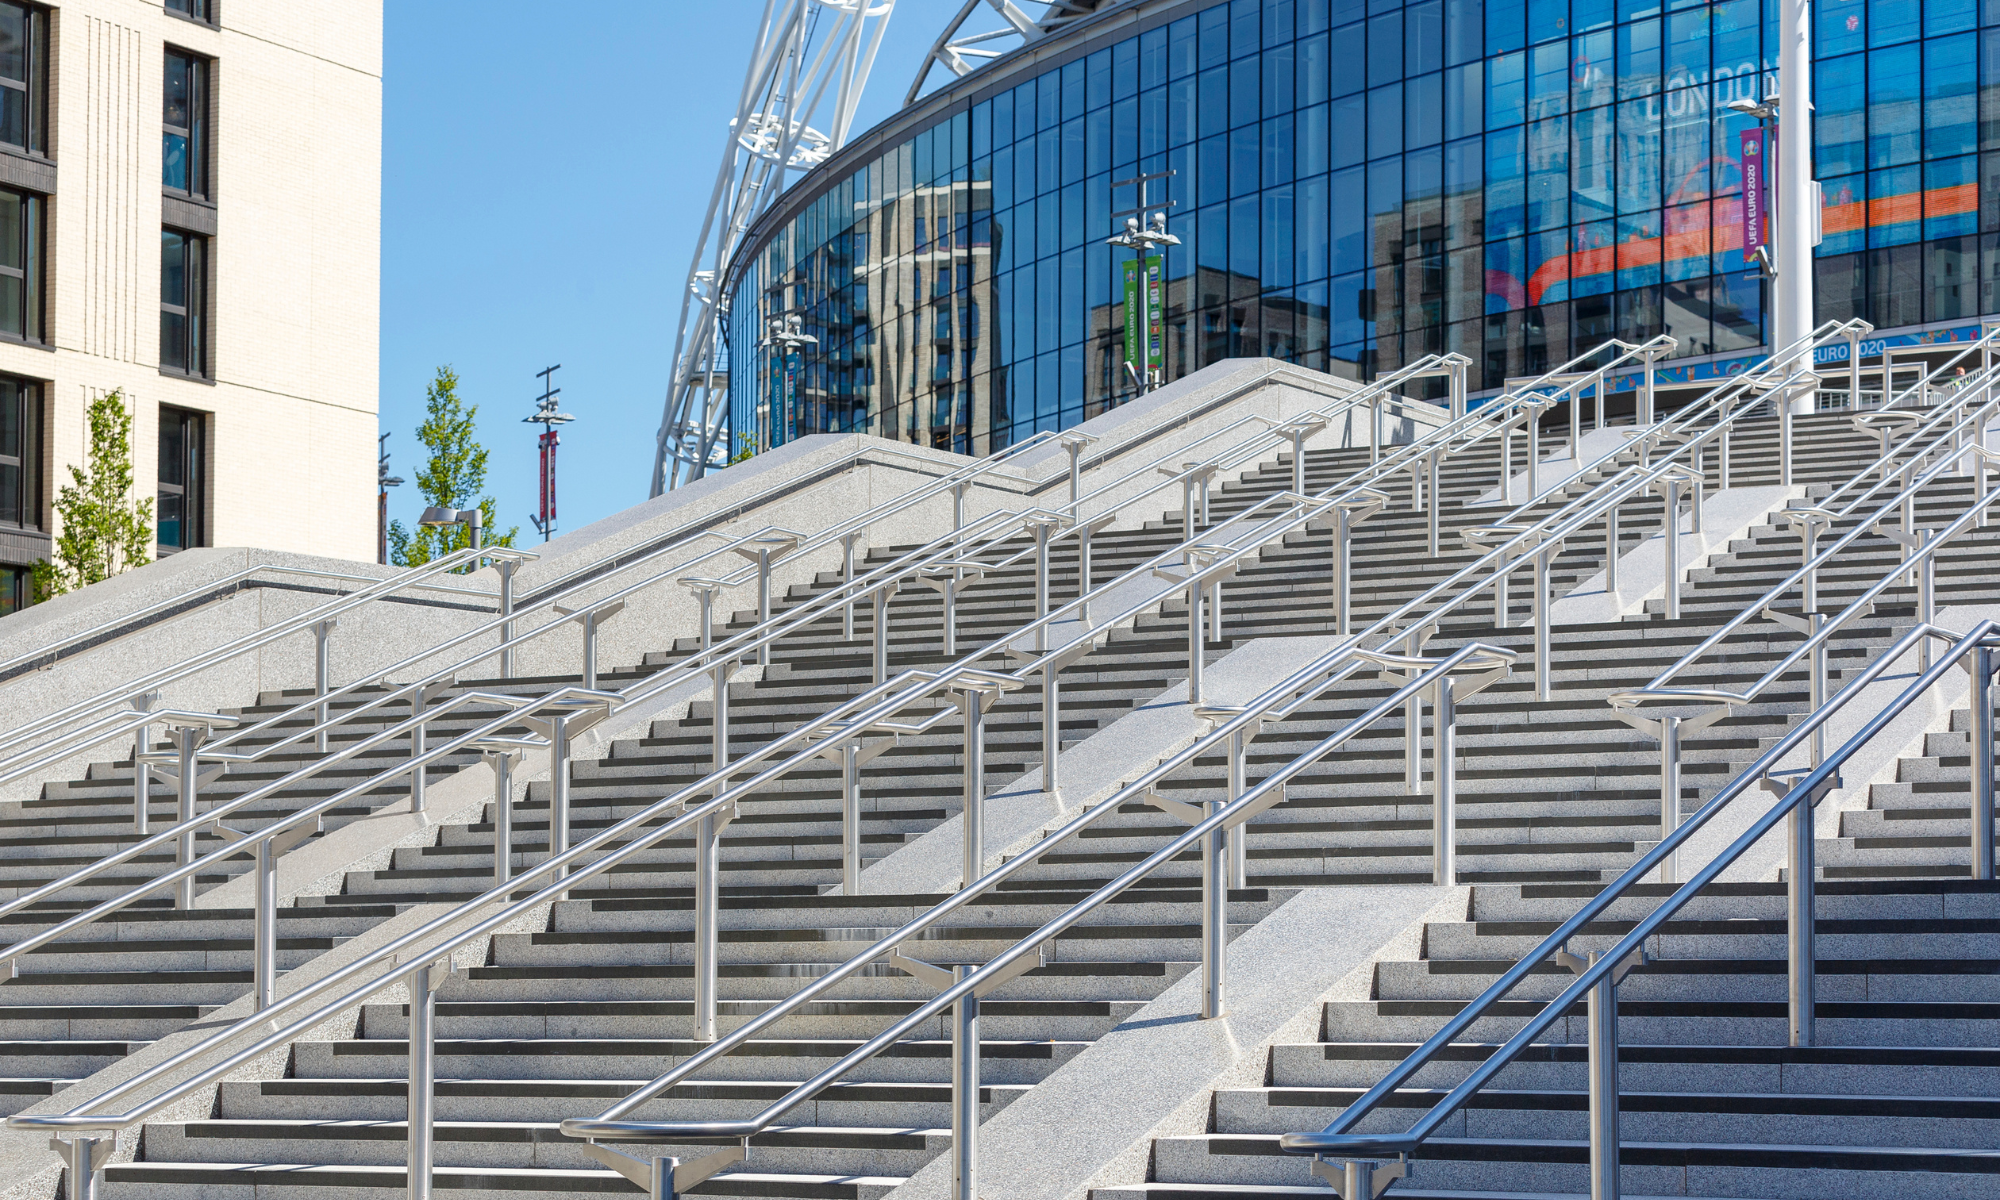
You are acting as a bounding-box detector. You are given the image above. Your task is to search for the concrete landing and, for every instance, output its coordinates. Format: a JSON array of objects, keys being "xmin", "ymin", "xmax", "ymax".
[
  {"xmin": 1471, "ymin": 425, "xmax": 1641, "ymax": 507},
  {"xmin": 880, "ymin": 884, "xmax": 1468, "ymax": 1200},
  {"xmin": 1551, "ymin": 484, "xmax": 1801, "ymax": 624}
]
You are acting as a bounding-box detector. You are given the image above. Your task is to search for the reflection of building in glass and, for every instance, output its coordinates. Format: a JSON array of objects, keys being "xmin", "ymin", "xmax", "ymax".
[{"xmin": 723, "ymin": 0, "xmax": 1990, "ymax": 465}]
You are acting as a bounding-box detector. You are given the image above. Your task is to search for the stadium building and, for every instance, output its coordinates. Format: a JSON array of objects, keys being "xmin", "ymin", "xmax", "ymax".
[{"xmin": 718, "ymin": 0, "xmax": 1991, "ymax": 459}]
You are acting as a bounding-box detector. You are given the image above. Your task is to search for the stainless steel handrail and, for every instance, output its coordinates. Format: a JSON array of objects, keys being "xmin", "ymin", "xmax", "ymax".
[
  {"xmin": 1277, "ymin": 612, "xmax": 2000, "ymax": 1195},
  {"xmin": 9, "ymin": 327, "xmax": 1866, "ymax": 1198}
]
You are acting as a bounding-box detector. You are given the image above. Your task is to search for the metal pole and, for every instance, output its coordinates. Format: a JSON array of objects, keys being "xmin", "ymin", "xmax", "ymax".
[
  {"xmin": 873, "ymin": 586, "xmax": 892, "ymax": 684},
  {"xmin": 1662, "ymin": 479, "xmax": 1682, "ymax": 620},
  {"xmin": 755, "ymin": 549, "xmax": 774, "ymax": 666},
  {"xmin": 131, "ymin": 698, "xmax": 154, "ymax": 835},
  {"xmin": 410, "ymin": 689, "xmax": 429, "ymax": 814},
  {"xmin": 548, "ymin": 714, "xmax": 573, "ymax": 899},
  {"xmin": 1426, "ymin": 450, "xmax": 1441, "ymax": 557},
  {"xmin": 175, "ymin": 726, "xmax": 200, "ymax": 910},
  {"xmin": 1974, "ymin": 645, "xmax": 1995, "ymax": 881},
  {"xmin": 1779, "ymin": 384, "xmax": 1795, "ymax": 487},
  {"xmin": 491, "ymin": 749, "xmax": 514, "ymax": 887},
  {"xmin": 1332, "ymin": 508, "xmax": 1353, "ymax": 637},
  {"xmin": 580, "ymin": 611, "xmax": 600, "ymax": 692},
  {"xmin": 498, "ymin": 561, "xmax": 517, "ymax": 679},
  {"xmin": 1528, "ymin": 406, "xmax": 1541, "ymax": 500},
  {"xmin": 841, "ymin": 744, "xmax": 862, "ymax": 894},
  {"xmin": 1291, "ymin": 428, "xmax": 1308, "ymax": 496},
  {"xmin": 407, "ymin": 962, "xmax": 437, "ymax": 1200},
  {"xmin": 1404, "ymin": 668, "xmax": 1423, "ymax": 795},
  {"xmin": 1584, "ymin": 950, "xmax": 1622, "ymax": 1200},
  {"xmin": 961, "ymin": 690, "xmax": 987, "ymax": 888},
  {"xmin": 1433, "ymin": 674, "xmax": 1456, "ymax": 885},
  {"xmin": 56, "ymin": 1137, "xmax": 108, "ymax": 1200},
  {"xmin": 951, "ymin": 963, "xmax": 980, "ymax": 1200},
  {"xmin": 697, "ymin": 662, "xmax": 732, "ymax": 1042},
  {"xmin": 1658, "ymin": 715, "xmax": 1681, "ymax": 885},
  {"xmin": 1043, "ymin": 660, "xmax": 1061, "ymax": 799},
  {"xmin": 1077, "ymin": 522, "xmax": 1095, "ymax": 623},
  {"xmin": 254, "ymin": 836, "xmax": 277, "ymax": 1010},
  {"xmin": 1495, "ymin": 562, "xmax": 1510, "ymax": 629},
  {"xmin": 841, "ymin": 533, "xmax": 860, "ymax": 640},
  {"xmin": 1605, "ymin": 500, "xmax": 1621, "ymax": 596},
  {"xmin": 1033, "ymin": 522, "xmax": 1051, "ymax": 652},
  {"xmin": 1202, "ymin": 773, "xmax": 1227, "ymax": 1019},
  {"xmin": 1533, "ymin": 547, "xmax": 1552, "ymax": 701},
  {"xmin": 1918, "ymin": 531, "xmax": 1936, "ymax": 672},
  {"xmin": 1225, "ymin": 728, "xmax": 1249, "ymax": 890},
  {"xmin": 1788, "ymin": 780, "xmax": 1816, "ymax": 1048},
  {"xmin": 313, "ymin": 618, "xmax": 336, "ymax": 753},
  {"xmin": 1643, "ymin": 352, "xmax": 1658, "ymax": 424},
  {"xmin": 1187, "ymin": 579, "xmax": 1205, "ymax": 704}
]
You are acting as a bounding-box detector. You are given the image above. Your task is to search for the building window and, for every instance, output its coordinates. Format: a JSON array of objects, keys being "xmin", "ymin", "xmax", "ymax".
[
  {"xmin": 165, "ymin": 0, "xmax": 212, "ymax": 23},
  {"xmin": 0, "ymin": 565, "xmax": 24, "ymax": 614},
  {"xmin": 0, "ymin": 3, "xmax": 46, "ymax": 157},
  {"xmin": 0, "ymin": 188, "xmax": 40, "ymax": 343},
  {"xmin": 161, "ymin": 229, "xmax": 208, "ymax": 376},
  {"xmin": 157, "ymin": 406, "xmax": 206, "ymax": 553},
  {"xmin": 0, "ymin": 376, "xmax": 36, "ymax": 531},
  {"xmin": 164, "ymin": 51, "xmax": 210, "ymax": 197}
]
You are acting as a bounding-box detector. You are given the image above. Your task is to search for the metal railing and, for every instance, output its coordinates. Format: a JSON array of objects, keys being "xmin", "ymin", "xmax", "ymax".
[
  {"xmin": 8, "ymin": 325, "xmax": 1909, "ymax": 1200},
  {"xmin": 1276, "ymin": 610, "xmax": 2000, "ymax": 1200}
]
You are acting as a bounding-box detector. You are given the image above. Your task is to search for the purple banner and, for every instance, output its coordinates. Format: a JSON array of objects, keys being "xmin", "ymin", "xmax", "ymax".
[{"xmin": 1740, "ymin": 127, "xmax": 1768, "ymax": 264}]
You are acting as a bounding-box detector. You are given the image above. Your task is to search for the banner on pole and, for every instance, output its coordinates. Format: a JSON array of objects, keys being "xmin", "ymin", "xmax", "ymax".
[
  {"xmin": 1740, "ymin": 128, "xmax": 1768, "ymax": 264},
  {"xmin": 1121, "ymin": 255, "xmax": 1165, "ymax": 377}
]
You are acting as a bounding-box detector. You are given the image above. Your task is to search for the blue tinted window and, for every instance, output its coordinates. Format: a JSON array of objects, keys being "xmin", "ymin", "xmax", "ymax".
[
  {"xmin": 1867, "ymin": 43, "xmax": 1921, "ymax": 166},
  {"xmin": 1369, "ymin": 82, "xmax": 1404, "ymax": 157},
  {"xmin": 1816, "ymin": 53, "xmax": 1866, "ymax": 176},
  {"xmin": 1819, "ymin": 0, "xmax": 1865, "ymax": 56},
  {"xmin": 1868, "ymin": 0, "xmax": 1918, "ymax": 44},
  {"xmin": 1370, "ymin": 14, "xmax": 1403, "ymax": 85},
  {"xmin": 1925, "ymin": 33, "xmax": 1976, "ymax": 158},
  {"xmin": 1446, "ymin": 61, "xmax": 1485, "ymax": 137},
  {"xmin": 1489, "ymin": 50, "xmax": 1526, "ymax": 124}
]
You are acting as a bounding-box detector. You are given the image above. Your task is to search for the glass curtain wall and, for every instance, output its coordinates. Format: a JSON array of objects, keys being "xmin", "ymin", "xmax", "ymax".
[{"xmin": 729, "ymin": 0, "xmax": 1993, "ymax": 458}]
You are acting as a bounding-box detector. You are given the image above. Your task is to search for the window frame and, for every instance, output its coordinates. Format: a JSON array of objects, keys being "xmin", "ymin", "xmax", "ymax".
[
  {"xmin": 164, "ymin": 49, "xmax": 211, "ymax": 200},
  {"xmin": 0, "ymin": 2, "xmax": 48, "ymax": 159},
  {"xmin": 156, "ymin": 404, "xmax": 207, "ymax": 554},
  {"xmin": 164, "ymin": 0, "xmax": 216, "ymax": 27},
  {"xmin": 0, "ymin": 186, "xmax": 44, "ymax": 346},
  {"xmin": 0, "ymin": 375, "xmax": 38, "ymax": 532},
  {"xmin": 160, "ymin": 227, "xmax": 210, "ymax": 378}
]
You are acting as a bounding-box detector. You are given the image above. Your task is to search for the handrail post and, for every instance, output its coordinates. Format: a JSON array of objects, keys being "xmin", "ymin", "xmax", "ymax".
[
  {"xmin": 1030, "ymin": 517, "xmax": 1055, "ymax": 652},
  {"xmin": 1332, "ymin": 507, "xmax": 1354, "ymax": 637},
  {"xmin": 951, "ymin": 962, "xmax": 980, "ymax": 1200},
  {"xmin": 497, "ymin": 559, "xmax": 519, "ymax": 679},
  {"xmin": 1604, "ymin": 499, "xmax": 1621, "ymax": 596},
  {"xmin": 1788, "ymin": 784, "xmax": 1816, "ymax": 1048},
  {"xmin": 407, "ymin": 960, "xmax": 442, "ymax": 1200},
  {"xmin": 254, "ymin": 835, "xmax": 277, "ymax": 1011},
  {"xmin": 1533, "ymin": 546, "xmax": 1553, "ymax": 701},
  {"xmin": 696, "ymin": 660, "xmax": 736, "ymax": 1042},
  {"xmin": 171, "ymin": 723, "xmax": 206, "ymax": 909},
  {"xmin": 952, "ymin": 480, "xmax": 970, "ymax": 549},
  {"xmin": 1779, "ymin": 381, "xmax": 1795, "ymax": 487},
  {"xmin": 1582, "ymin": 949, "xmax": 1623, "ymax": 1200},
  {"xmin": 754, "ymin": 547, "xmax": 775, "ymax": 665},
  {"xmin": 1226, "ymin": 725, "xmax": 1249, "ymax": 890},
  {"xmin": 1369, "ymin": 395, "xmax": 1381, "ymax": 463},
  {"xmin": 1433, "ymin": 673, "xmax": 1456, "ymax": 885},
  {"xmin": 872, "ymin": 584, "xmax": 895, "ymax": 684},
  {"xmin": 1449, "ymin": 353, "xmax": 1468, "ymax": 420},
  {"xmin": 484, "ymin": 745, "xmax": 518, "ymax": 887},
  {"xmin": 1657, "ymin": 715, "xmax": 1682, "ymax": 885},
  {"xmin": 840, "ymin": 532, "xmax": 862, "ymax": 640},
  {"xmin": 49, "ymin": 1135, "xmax": 111, "ymax": 1200},
  {"xmin": 131, "ymin": 691, "xmax": 158, "ymax": 835},
  {"xmin": 312, "ymin": 617, "xmax": 338, "ymax": 753},
  {"xmin": 1974, "ymin": 644, "xmax": 1995, "ymax": 881},
  {"xmin": 1187, "ymin": 576, "xmax": 1206, "ymax": 704},
  {"xmin": 841, "ymin": 740, "xmax": 863, "ymax": 894},
  {"xmin": 679, "ymin": 579, "xmax": 721, "ymax": 652},
  {"xmin": 1042, "ymin": 655, "xmax": 1062, "ymax": 800},
  {"xmin": 1918, "ymin": 530, "xmax": 1936, "ymax": 671},
  {"xmin": 1527, "ymin": 403, "xmax": 1542, "ymax": 499},
  {"xmin": 1289, "ymin": 425, "xmax": 1309, "ymax": 496},
  {"xmin": 1077, "ymin": 520, "xmax": 1096, "ymax": 623},
  {"xmin": 1060, "ymin": 430, "xmax": 1097, "ymax": 513},
  {"xmin": 949, "ymin": 680, "xmax": 1005, "ymax": 886},
  {"xmin": 1660, "ymin": 476, "xmax": 1683, "ymax": 620},
  {"xmin": 1426, "ymin": 448, "xmax": 1441, "ymax": 557},
  {"xmin": 1202, "ymin": 777, "xmax": 1228, "ymax": 1020},
  {"xmin": 548, "ymin": 713, "xmax": 573, "ymax": 900},
  {"xmin": 1403, "ymin": 665, "xmax": 1424, "ymax": 795},
  {"xmin": 1848, "ymin": 326, "xmax": 1862, "ymax": 406},
  {"xmin": 1642, "ymin": 348, "xmax": 1658, "ymax": 425}
]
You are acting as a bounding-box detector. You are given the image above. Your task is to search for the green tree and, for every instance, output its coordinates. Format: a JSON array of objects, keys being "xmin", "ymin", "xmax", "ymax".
[
  {"xmin": 32, "ymin": 390, "xmax": 154, "ymax": 602},
  {"xmin": 388, "ymin": 366, "xmax": 517, "ymax": 568}
]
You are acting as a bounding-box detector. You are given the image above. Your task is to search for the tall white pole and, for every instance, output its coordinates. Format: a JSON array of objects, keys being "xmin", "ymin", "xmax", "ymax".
[{"xmin": 1776, "ymin": 0, "xmax": 1814, "ymax": 394}]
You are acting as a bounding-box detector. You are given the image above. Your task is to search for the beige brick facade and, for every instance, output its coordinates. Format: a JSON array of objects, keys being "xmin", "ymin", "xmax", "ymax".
[{"xmin": 1, "ymin": 0, "xmax": 381, "ymax": 584}]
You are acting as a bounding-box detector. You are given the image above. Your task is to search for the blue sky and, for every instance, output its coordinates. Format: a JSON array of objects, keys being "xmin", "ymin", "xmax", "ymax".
[{"xmin": 378, "ymin": 3, "xmax": 941, "ymax": 547}]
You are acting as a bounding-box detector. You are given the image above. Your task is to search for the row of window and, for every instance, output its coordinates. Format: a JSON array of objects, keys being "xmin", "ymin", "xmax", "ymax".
[{"xmin": 0, "ymin": 4, "xmax": 216, "ymax": 374}]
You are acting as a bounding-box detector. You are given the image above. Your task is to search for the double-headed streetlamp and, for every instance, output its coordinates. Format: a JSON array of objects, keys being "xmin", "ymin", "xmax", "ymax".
[
  {"xmin": 758, "ymin": 313, "xmax": 818, "ymax": 452},
  {"xmin": 1106, "ymin": 211, "xmax": 1180, "ymax": 395}
]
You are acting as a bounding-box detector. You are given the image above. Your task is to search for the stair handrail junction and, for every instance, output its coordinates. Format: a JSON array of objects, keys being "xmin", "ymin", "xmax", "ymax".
[{"xmin": 1275, "ymin": 609, "xmax": 2000, "ymax": 1199}]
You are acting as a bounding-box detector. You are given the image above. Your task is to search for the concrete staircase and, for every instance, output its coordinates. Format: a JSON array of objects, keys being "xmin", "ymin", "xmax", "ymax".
[{"xmin": 3, "ymin": 402, "xmax": 1993, "ymax": 1199}]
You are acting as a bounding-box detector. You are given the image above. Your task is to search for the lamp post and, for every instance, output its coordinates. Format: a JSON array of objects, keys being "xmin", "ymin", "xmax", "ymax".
[
  {"xmin": 758, "ymin": 313, "xmax": 818, "ymax": 453},
  {"xmin": 524, "ymin": 364, "xmax": 574, "ymax": 543},
  {"xmin": 376, "ymin": 433, "xmax": 403, "ymax": 566},
  {"xmin": 1728, "ymin": 84, "xmax": 1818, "ymax": 412},
  {"xmin": 1725, "ymin": 95, "xmax": 1779, "ymax": 282},
  {"xmin": 1106, "ymin": 209, "xmax": 1181, "ymax": 395}
]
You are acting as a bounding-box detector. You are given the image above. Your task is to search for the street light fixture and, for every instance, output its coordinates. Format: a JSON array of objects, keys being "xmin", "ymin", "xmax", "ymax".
[
  {"xmin": 420, "ymin": 505, "xmax": 484, "ymax": 569},
  {"xmin": 377, "ymin": 433, "xmax": 403, "ymax": 566},
  {"xmin": 1105, "ymin": 210, "xmax": 1181, "ymax": 395},
  {"xmin": 1726, "ymin": 95, "xmax": 1781, "ymax": 280},
  {"xmin": 758, "ymin": 313, "xmax": 818, "ymax": 452}
]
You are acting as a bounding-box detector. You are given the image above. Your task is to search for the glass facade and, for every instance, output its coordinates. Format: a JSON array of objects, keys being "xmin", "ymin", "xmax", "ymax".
[{"xmin": 728, "ymin": 0, "xmax": 1993, "ymax": 459}]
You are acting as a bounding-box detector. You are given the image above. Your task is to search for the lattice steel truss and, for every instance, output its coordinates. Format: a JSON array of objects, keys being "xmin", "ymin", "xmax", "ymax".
[{"xmin": 653, "ymin": 0, "xmax": 1112, "ymax": 494}]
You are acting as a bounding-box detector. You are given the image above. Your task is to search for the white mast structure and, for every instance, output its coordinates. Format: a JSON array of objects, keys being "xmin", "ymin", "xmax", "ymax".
[
  {"xmin": 653, "ymin": 0, "xmax": 1105, "ymax": 495},
  {"xmin": 651, "ymin": 0, "xmax": 897, "ymax": 496}
]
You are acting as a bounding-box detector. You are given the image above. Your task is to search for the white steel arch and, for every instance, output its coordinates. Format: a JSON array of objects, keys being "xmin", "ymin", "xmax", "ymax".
[
  {"xmin": 653, "ymin": 0, "xmax": 1121, "ymax": 495},
  {"xmin": 651, "ymin": 0, "xmax": 897, "ymax": 496}
]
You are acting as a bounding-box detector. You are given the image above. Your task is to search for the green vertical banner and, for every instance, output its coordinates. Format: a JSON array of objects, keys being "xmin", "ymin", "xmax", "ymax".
[{"xmin": 1121, "ymin": 255, "xmax": 1165, "ymax": 379}]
